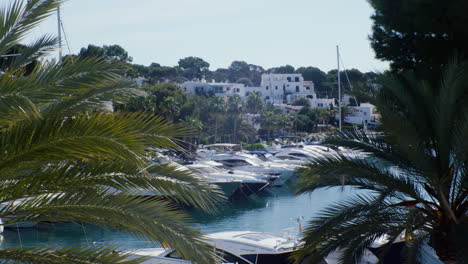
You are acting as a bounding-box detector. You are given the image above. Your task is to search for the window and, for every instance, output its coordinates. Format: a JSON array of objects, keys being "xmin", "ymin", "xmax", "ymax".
[
  {"xmin": 287, "ymin": 77, "xmax": 291, "ymax": 82},
  {"xmin": 215, "ymin": 249, "xmax": 249, "ymax": 264},
  {"xmin": 295, "ymin": 76, "xmax": 300, "ymax": 82},
  {"xmin": 283, "ymin": 85, "xmax": 286, "ymax": 91},
  {"xmin": 275, "ymin": 86, "xmax": 278, "ymax": 90},
  {"xmin": 221, "ymin": 159, "xmax": 251, "ymax": 167},
  {"xmin": 277, "ymin": 155, "xmax": 299, "ymax": 160},
  {"xmin": 227, "ymin": 87, "xmax": 230, "ymax": 91},
  {"xmin": 266, "ymin": 86, "xmax": 269, "ymax": 90},
  {"xmin": 242, "ymin": 252, "xmax": 300, "ymax": 264},
  {"xmin": 237, "ymin": 88, "xmax": 240, "ymax": 92},
  {"xmin": 266, "ymin": 96, "xmax": 270, "ymax": 100},
  {"xmin": 307, "ymin": 95, "xmax": 313, "ymax": 99},
  {"xmin": 296, "ymin": 86, "xmax": 299, "ymax": 92},
  {"xmin": 166, "ymin": 250, "xmax": 183, "ymax": 259},
  {"xmin": 306, "ymin": 86, "xmax": 310, "ymax": 90},
  {"xmin": 289, "ymin": 153, "xmax": 308, "ymax": 157}
]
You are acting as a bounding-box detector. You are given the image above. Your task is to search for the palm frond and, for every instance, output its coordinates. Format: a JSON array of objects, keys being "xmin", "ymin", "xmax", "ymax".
[
  {"xmin": 0, "ymin": 93, "xmax": 40, "ymax": 128},
  {"xmin": 296, "ymin": 155, "xmax": 432, "ymax": 207},
  {"xmin": 0, "ymin": 0, "xmax": 62, "ymax": 55},
  {"xmin": 0, "ymin": 191, "xmax": 217, "ymax": 263},
  {"xmin": 0, "ymin": 57, "xmax": 120, "ymax": 103},
  {"xmin": 0, "ymin": 160, "xmax": 224, "ymax": 213},
  {"xmin": 0, "ymin": 244, "xmax": 148, "ymax": 264},
  {"xmin": 3, "ymin": 34, "xmax": 57, "ymax": 71}
]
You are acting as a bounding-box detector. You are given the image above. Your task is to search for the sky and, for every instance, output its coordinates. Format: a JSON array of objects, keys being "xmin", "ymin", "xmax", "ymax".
[{"xmin": 23, "ymin": 0, "xmax": 389, "ymax": 72}]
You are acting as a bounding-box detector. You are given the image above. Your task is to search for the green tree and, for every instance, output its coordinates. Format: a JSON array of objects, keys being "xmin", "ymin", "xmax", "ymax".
[
  {"xmin": 0, "ymin": 1, "xmax": 220, "ymax": 263},
  {"xmin": 79, "ymin": 44, "xmax": 132, "ymax": 62},
  {"xmin": 292, "ymin": 97, "xmax": 310, "ymax": 106},
  {"xmin": 227, "ymin": 61, "xmax": 264, "ymax": 86},
  {"xmin": 246, "ymin": 92, "xmax": 264, "ymax": 114},
  {"xmin": 178, "ymin": 56, "xmax": 210, "ymax": 80},
  {"xmin": 208, "ymin": 96, "xmax": 226, "ymax": 143},
  {"xmin": 118, "ymin": 83, "xmax": 188, "ymax": 122},
  {"xmin": 228, "ymin": 61, "xmax": 250, "ymax": 82},
  {"xmin": 269, "ymin": 65, "xmax": 295, "ymax": 74},
  {"xmin": 78, "ymin": 44, "xmax": 105, "ymax": 58},
  {"xmin": 103, "ymin": 44, "xmax": 133, "ymax": 62},
  {"xmin": 296, "ymin": 66, "xmax": 327, "ymax": 89},
  {"xmin": 294, "ymin": 63, "xmax": 468, "ymax": 263},
  {"xmin": 295, "ymin": 106, "xmax": 318, "ymax": 133},
  {"xmin": 369, "ymin": 0, "xmax": 468, "ymax": 76},
  {"xmin": 226, "ymin": 95, "xmax": 243, "ymax": 142},
  {"xmin": 236, "ymin": 77, "xmax": 253, "ymax": 87}
]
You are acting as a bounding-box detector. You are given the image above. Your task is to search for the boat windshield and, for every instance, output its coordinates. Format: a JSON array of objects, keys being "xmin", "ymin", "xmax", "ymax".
[
  {"xmin": 276, "ymin": 156, "xmax": 300, "ymax": 160},
  {"xmin": 221, "ymin": 159, "xmax": 252, "ymax": 167},
  {"xmin": 215, "ymin": 249, "xmax": 249, "ymax": 264},
  {"xmin": 165, "ymin": 250, "xmax": 184, "ymax": 259},
  {"xmin": 241, "ymin": 252, "xmax": 295, "ymax": 264},
  {"xmin": 235, "ymin": 233, "xmax": 281, "ymax": 241},
  {"xmin": 192, "ymin": 167, "xmax": 219, "ymax": 174},
  {"xmin": 289, "ymin": 153, "xmax": 309, "ymax": 158}
]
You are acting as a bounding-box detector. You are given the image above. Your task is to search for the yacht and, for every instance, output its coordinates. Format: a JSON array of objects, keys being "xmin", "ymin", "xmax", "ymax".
[
  {"xmin": 200, "ymin": 153, "xmax": 295, "ymax": 187},
  {"xmin": 128, "ymin": 231, "xmax": 305, "ymax": 264},
  {"xmin": 271, "ymin": 148, "xmax": 316, "ymax": 166},
  {"xmin": 185, "ymin": 162, "xmax": 269, "ymax": 199}
]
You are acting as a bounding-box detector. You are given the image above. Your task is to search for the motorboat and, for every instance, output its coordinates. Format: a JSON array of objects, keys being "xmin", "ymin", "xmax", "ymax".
[
  {"xmin": 196, "ymin": 144, "xmax": 242, "ymax": 159},
  {"xmin": 199, "ymin": 153, "xmax": 295, "ymax": 187},
  {"xmin": 128, "ymin": 230, "xmax": 438, "ymax": 264},
  {"xmin": 271, "ymin": 148, "xmax": 316, "ymax": 166},
  {"xmin": 128, "ymin": 231, "xmax": 305, "ymax": 264},
  {"xmin": 185, "ymin": 162, "xmax": 269, "ymax": 199}
]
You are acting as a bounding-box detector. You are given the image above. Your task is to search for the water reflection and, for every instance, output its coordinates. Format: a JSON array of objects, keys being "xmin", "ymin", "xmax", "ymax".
[{"xmin": 0, "ymin": 185, "xmax": 362, "ymax": 250}]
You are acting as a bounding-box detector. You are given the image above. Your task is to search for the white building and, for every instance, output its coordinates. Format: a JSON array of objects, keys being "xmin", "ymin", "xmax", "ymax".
[
  {"xmin": 344, "ymin": 103, "xmax": 381, "ymax": 127},
  {"xmin": 179, "ymin": 74, "xmax": 335, "ymax": 110},
  {"xmin": 179, "ymin": 81, "xmax": 246, "ymax": 99},
  {"xmin": 245, "ymin": 74, "xmax": 311, "ymax": 104},
  {"xmin": 244, "ymin": 74, "xmax": 334, "ymax": 107}
]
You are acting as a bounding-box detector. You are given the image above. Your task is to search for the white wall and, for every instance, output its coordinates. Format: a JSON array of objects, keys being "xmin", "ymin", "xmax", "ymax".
[{"xmin": 179, "ymin": 82, "xmax": 246, "ymax": 98}]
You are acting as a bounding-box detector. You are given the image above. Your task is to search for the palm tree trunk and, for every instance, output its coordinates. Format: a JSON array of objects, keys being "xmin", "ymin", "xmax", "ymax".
[
  {"xmin": 233, "ymin": 118, "xmax": 237, "ymax": 143},
  {"xmin": 215, "ymin": 116, "xmax": 218, "ymax": 143},
  {"xmin": 431, "ymin": 223, "xmax": 459, "ymax": 264}
]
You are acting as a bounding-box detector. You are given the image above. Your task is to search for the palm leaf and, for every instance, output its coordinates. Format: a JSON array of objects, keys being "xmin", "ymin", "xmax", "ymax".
[{"xmin": 0, "ymin": 244, "xmax": 148, "ymax": 264}]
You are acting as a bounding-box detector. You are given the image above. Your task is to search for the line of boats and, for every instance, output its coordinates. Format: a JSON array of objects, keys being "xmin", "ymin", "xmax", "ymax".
[
  {"xmin": 0, "ymin": 140, "xmax": 443, "ymax": 263},
  {"xmin": 162, "ymin": 142, "xmax": 351, "ymax": 200},
  {"xmin": 128, "ymin": 229, "xmax": 443, "ymax": 264}
]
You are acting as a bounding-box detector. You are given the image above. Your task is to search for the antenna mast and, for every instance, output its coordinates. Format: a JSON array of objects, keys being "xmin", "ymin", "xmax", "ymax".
[
  {"xmin": 57, "ymin": 7, "xmax": 62, "ymax": 64},
  {"xmin": 337, "ymin": 45, "xmax": 341, "ymax": 131}
]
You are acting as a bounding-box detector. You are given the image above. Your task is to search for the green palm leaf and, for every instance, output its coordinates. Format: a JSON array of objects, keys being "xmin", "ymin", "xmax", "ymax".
[
  {"xmin": 0, "ymin": 244, "xmax": 148, "ymax": 264},
  {"xmin": 295, "ymin": 61, "xmax": 468, "ymax": 263}
]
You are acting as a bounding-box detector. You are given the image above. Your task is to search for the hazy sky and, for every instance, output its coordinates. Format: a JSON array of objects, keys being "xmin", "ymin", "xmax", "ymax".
[{"xmin": 24, "ymin": 0, "xmax": 389, "ymax": 72}]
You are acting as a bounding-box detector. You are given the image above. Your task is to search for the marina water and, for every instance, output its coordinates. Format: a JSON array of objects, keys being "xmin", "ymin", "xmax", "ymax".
[{"xmin": 0, "ymin": 185, "xmax": 359, "ymax": 250}]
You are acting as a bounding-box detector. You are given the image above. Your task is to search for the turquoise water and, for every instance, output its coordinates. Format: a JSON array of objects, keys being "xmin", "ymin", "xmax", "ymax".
[{"xmin": 0, "ymin": 185, "xmax": 359, "ymax": 250}]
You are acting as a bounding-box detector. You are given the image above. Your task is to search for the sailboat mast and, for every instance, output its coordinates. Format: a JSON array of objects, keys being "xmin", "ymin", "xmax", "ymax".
[
  {"xmin": 57, "ymin": 7, "xmax": 62, "ymax": 64},
  {"xmin": 337, "ymin": 45, "xmax": 341, "ymax": 131}
]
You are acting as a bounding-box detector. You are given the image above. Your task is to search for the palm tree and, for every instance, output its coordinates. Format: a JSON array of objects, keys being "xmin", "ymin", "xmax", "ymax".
[
  {"xmin": 294, "ymin": 62, "xmax": 468, "ymax": 264},
  {"xmin": 226, "ymin": 95, "xmax": 243, "ymax": 142},
  {"xmin": 246, "ymin": 92, "xmax": 264, "ymax": 114},
  {"xmin": 0, "ymin": 1, "xmax": 222, "ymax": 263},
  {"xmin": 209, "ymin": 96, "xmax": 225, "ymax": 143}
]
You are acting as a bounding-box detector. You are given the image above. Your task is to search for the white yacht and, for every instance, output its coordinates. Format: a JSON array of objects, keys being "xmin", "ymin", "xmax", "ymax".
[
  {"xmin": 128, "ymin": 231, "xmax": 304, "ymax": 264},
  {"xmin": 271, "ymin": 148, "xmax": 315, "ymax": 166},
  {"xmin": 185, "ymin": 162, "xmax": 269, "ymax": 199},
  {"xmin": 200, "ymin": 153, "xmax": 295, "ymax": 187}
]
